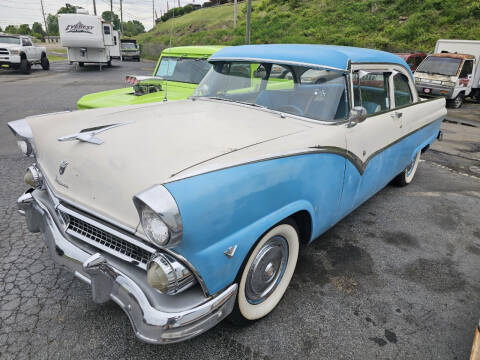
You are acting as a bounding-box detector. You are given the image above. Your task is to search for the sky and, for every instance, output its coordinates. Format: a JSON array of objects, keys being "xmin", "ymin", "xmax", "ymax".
[{"xmin": 0, "ymin": 0, "xmax": 209, "ymax": 31}]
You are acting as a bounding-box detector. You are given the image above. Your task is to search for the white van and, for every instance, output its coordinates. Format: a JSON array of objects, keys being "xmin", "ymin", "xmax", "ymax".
[
  {"xmin": 59, "ymin": 12, "xmax": 120, "ymax": 68},
  {"xmin": 415, "ymin": 39, "xmax": 480, "ymax": 108}
]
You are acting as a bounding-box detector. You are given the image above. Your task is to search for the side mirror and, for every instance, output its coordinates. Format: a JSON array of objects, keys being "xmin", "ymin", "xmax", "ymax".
[{"xmin": 347, "ymin": 106, "xmax": 367, "ymax": 126}]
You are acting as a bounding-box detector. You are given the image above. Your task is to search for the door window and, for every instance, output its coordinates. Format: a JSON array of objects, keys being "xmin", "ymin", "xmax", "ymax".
[
  {"xmin": 22, "ymin": 39, "xmax": 32, "ymax": 46},
  {"xmin": 393, "ymin": 73, "xmax": 413, "ymax": 107},
  {"xmin": 103, "ymin": 25, "xmax": 111, "ymax": 35},
  {"xmin": 415, "ymin": 56, "xmax": 423, "ymax": 66},
  {"xmin": 353, "ymin": 71, "xmax": 390, "ymax": 115},
  {"xmin": 459, "ymin": 60, "xmax": 473, "ymax": 78}
]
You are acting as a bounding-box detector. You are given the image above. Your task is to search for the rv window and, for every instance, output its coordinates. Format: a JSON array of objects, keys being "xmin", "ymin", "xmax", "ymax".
[
  {"xmin": 103, "ymin": 26, "xmax": 111, "ymax": 35},
  {"xmin": 459, "ymin": 60, "xmax": 474, "ymax": 78}
]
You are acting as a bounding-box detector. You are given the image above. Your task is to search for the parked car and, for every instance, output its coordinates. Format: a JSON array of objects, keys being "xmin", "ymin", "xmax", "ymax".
[
  {"xmin": 120, "ymin": 39, "xmax": 140, "ymax": 61},
  {"xmin": 0, "ymin": 34, "xmax": 49, "ymax": 74},
  {"xmin": 394, "ymin": 52, "xmax": 427, "ymax": 71},
  {"xmin": 414, "ymin": 39, "xmax": 480, "ymax": 108},
  {"xmin": 9, "ymin": 44, "xmax": 446, "ymax": 344},
  {"xmin": 76, "ymin": 45, "xmax": 224, "ymax": 109}
]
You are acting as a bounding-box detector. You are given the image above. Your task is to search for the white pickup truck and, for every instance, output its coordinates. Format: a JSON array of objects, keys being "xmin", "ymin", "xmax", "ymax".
[{"xmin": 0, "ymin": 34, "xmax": 49, "ymax": 74}]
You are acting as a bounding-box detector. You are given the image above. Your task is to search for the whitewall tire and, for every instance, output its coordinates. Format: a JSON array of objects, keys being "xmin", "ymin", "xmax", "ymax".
[
  {"xmin": 393, "ymin": 150, "xmax": 421, "ymax": 186},
  {"xmin": 231, "ymin": 222, "xmax": 299, "ymax": 323}
]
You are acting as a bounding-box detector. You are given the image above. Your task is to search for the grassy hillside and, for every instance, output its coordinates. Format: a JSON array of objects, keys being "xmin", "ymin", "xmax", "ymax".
[{"xmin": 137, "ymin": 0, "xmax": 480, "ymax": 59}]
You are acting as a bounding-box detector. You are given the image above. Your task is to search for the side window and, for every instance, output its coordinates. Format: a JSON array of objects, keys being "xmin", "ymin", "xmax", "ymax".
[
  {"xmin": 459, "ymin": 60, "xmax": 473, "ymax": 78},
  {"xmin": 103, "ymin": 25, "xmax": 111, "ymax": 35},
  {"xmin": 22, "ymin": 39, "xmax": 32, "ymax": 46},
  {"xmin": 355, "ymin": 71, "xmax": 390, "ymax": 115},
  {"xmin": 266, "ymin": 64, "xmax": 293, "ymax": 90},
  {"xmin": 393, "ymin": 73, "xmax": 413, "ymax": 107},
  {"xmin": 406, "ymin": 57, "xmax": 415, "ymax": 68},
  {"xmin": 415, "ymin": 56, "xmax": 423, "ymax": 66}
]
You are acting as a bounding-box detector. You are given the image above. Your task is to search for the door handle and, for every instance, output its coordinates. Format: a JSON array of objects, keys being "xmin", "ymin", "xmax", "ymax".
[{"xmin": 391, "ymin": 111, "xmax": 403, "ymax": 119}]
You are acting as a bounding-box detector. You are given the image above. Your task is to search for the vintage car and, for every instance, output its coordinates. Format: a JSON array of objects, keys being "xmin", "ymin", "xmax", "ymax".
[
  {"xmin": 76, "ymin": 45, "xmax": 224, "ymax": 109},
  {"xmin": 394, "ymin": 52, "xmax": 427, "ymax": 72},
  {"xmin": 9, "ymin": 44, "xmax": 446, "ymax": 344}
]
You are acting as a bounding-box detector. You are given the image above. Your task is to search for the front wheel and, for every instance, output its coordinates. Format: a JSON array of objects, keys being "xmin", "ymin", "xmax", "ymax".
[
  {"xmin": 230, "ymin": 221, "xmax": 299, "ymax": 324},
  {"xmin": 392, "ymin": 151, "xmax": 421, "ymax": 187},
  {"xmin": 19, "ymin": 58, "xmax": 31, "ymax": 74},
  {"xmin": 450, "ymin": 93, "xmax": 464, "ymax": 109}
]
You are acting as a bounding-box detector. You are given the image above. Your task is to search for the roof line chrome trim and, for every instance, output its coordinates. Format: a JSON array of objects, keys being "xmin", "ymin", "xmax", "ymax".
[{"xmin": 209, "ymin": 57, "xmax": 347, "ymax": 72}]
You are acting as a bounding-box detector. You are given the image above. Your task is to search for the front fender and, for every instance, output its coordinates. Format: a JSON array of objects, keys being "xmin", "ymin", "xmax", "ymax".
[{"xmin": 164, "ymin": 152, "xmax": 346, "ymax": 295}]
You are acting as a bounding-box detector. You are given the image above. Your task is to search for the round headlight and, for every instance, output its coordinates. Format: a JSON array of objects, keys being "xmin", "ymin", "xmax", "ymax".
[
  {"xmin": 141, "ymin": 207, "xmax": 170, "ymax": 246},
  {"xmin": 24, "ymin": 165, "xmax": 43, "ymax": 188},
  {"xmin": 147, "ymin": 253, "xmax": 196, "ymax": 295}
]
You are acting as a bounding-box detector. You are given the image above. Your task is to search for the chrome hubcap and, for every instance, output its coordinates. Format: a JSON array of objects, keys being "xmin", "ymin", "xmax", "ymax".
[{"xmin": 245, "ymin": 235, "xmax": 289, "ymax": 304}]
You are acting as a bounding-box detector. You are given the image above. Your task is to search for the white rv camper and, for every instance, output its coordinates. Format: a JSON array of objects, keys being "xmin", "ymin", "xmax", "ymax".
[{"xmin": 59, "ymin": 11, "xmax": 120, "ymax": 68}]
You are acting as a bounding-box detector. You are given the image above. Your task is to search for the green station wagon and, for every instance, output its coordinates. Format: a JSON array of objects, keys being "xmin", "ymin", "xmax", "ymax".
[{"xmin": 76, "ymin": 45, "xmax": 224, "ymax": 109}]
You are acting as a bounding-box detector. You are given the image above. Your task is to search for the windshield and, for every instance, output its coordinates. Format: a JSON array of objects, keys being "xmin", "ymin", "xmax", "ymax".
[
  {"xmin": 121, "ymin": 42, "xmax": 137, "ymax": 49},
  {"xmin": 155, "ymin": 56, "xmax": 211, "ymax": 84},
  {"xmin": 0, "ymin": 36, "xmax": 20, "ymax": 45},
  {"xmin": 192, "ymin": 62, "xmax": 349, "ymax": 122},
  {"xmin": 416, "ymin": 56, "xmax": 461, "ymax": 76}
]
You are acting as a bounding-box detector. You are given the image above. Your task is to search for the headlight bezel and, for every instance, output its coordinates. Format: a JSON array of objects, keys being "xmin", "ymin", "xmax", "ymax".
[
  {"xmin": 133, "ymin": 185, "xmax": 183, "ymax": 248},
  {"xmin": 146, "ymin": 253, "xmax": 196, "ymax": 295}
]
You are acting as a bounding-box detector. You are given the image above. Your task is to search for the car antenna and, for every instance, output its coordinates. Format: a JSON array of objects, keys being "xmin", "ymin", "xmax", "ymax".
[{"xmin": 163, "ymin": 4, "xmax": 175, "ymax": 102}]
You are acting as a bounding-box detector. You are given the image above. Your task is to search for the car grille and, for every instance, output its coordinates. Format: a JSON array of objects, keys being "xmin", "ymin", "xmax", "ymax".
[
  {"xmin": 58, "ymin": 206, "xmax": 155, "ymax": 269},
  {"xmin": 0, "ymin": 48, "xmax": 9, "ymax": 55}
]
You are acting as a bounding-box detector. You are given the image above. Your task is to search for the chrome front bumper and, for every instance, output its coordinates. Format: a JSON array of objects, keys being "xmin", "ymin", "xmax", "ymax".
[{"xmin": 17, "ymin": 189, "xmax": 238, "ymax": 344}]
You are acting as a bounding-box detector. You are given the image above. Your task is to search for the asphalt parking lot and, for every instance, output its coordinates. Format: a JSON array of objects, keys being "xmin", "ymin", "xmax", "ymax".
[{"xmin": 1, "ymin": 60, "xmax": 480, "ymax": 360}]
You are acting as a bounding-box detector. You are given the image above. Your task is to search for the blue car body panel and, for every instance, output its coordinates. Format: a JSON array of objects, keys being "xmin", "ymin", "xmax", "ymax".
[
  {"xmin": 165, "ymin": 118, "xmax": 442, "ymax": 295},
  {"xmin": 210, "ymin": 44, "xmax": 412, "ymax": 76}
]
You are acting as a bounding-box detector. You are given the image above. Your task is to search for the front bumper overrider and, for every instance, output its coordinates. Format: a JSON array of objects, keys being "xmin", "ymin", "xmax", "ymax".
[{"xmin": 17, "ymin": 188, "xmax": 237, "ymax": 344}]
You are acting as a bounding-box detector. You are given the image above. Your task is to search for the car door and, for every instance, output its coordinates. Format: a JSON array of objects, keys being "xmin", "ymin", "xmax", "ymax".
[
  {"xmin": 458, "ymin": 59, "xmax": 474, "ymax": 92},
  {"xmin": 339, "ymin": 65, "xmax": 404, "ymax": 216},
  {"xmin": 21, "ymin": 38, "xmax": 33, "ymax": 60}
]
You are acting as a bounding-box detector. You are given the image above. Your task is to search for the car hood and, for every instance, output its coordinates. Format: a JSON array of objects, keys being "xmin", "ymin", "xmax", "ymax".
[
  {"xmin": 0, "ymin": 43, "xmax": 21, "ymax": 50},
  {"xmin": 27, "ymin": 100, "xmax": 311, "ymax": 229},
  {"xmin": 76, "ymin": 81, "xmax": 196, "ymax": 109}
]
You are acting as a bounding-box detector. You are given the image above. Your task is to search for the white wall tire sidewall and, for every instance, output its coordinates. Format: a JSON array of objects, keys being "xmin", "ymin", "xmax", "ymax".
[
  {"xmin": 238, "ymin": 224, "xmax": 299, "ymax": 321},
  {"xmin": 405, "ymin": 151, "xmax": 421, "ymax": 184}
]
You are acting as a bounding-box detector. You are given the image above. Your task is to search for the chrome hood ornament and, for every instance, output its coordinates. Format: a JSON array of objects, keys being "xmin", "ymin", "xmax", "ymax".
[{"xmin": 57, "ymin": 121, "xmax": 134, "ymax": 145}]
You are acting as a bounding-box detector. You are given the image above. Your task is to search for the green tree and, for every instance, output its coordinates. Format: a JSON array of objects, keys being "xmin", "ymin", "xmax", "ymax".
[
  {"xmin": 5, "ymin": 25, "xmax": 17, "ymax": 34},
  {"xmin": 17, "ymin": 24, "xmax": 32, "ymax": 35},
  {"xmin": 57, "ymin": 5, "xmax": 77, "ymax": 14},
  {"xmin": 122, "ymin": 20, "xmax": 146, "ymax": 36},
  {"xmin": 46, "ymin": 14, "xmax": 58, "ymax": 35},
  {"xmin": 0, "ymin": 26, "xmax": 2, "ymax": 32},
  {"xmin": 32, "ymin": 22, "xmax": 44, "ymax": 35},
  {"xmin": 102, "ymin": 11, "xmax": 120, "ymax": 30}
]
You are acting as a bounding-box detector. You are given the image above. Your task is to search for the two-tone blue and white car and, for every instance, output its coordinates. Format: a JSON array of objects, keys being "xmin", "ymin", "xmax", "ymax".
[{"xmin": 9, "ymin": 44, "xmax": 446, "ymax": 343}]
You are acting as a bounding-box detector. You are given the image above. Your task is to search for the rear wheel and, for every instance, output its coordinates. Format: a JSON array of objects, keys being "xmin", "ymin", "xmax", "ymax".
[
  {"xmin": 41, "ymin": 55, "xmax": 50, "ymax": 70},
  {"xmin": 19, "ymin": 58, "xmax": 30, "ymax": 74},
  {"xmin": 392, "ymin": 151, "xmax": 421, "ymax": 187},
  {"xmin": 107, "ymin": 58, "xmax": 112, "ymax": 67},
  {"xmin": 78, "ymin": 62, "xmax": 84, "ymax": 67},
  {"xmin": 229, "ymin": 221, "xmax": 299, "ymax": 324}
]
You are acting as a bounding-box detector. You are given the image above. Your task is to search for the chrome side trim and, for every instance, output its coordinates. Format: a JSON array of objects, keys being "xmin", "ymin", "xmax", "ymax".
[{"xmin": 166, "ymin": 116, "xmax": 443, "ymax": 183}]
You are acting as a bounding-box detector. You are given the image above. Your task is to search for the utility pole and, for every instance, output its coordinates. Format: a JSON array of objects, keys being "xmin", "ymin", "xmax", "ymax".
[
  {"xmin": 152, "ymin": 0, "xmax": 155, "ymax": 28},
  {"xmin": 93, "ymin": 0, "xmax": 97, "ymax": 15},
  {"xmin": 40, "ymin": 0, "xmax": 48, "ymax": 35},
  {"xmin": 245, "ymin": 0, "xmax": 251, "ymax": 44},
  {"xmin": 233, "ymin": 0, "xmax": 237, "ymax": 28},
  {"xmin": 110, "ymin": 0, "xmax": 113, "ymax": 16},
  {"xmin": 120, "ymin": 0, "xmax": 123, "ymax": 33}
]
